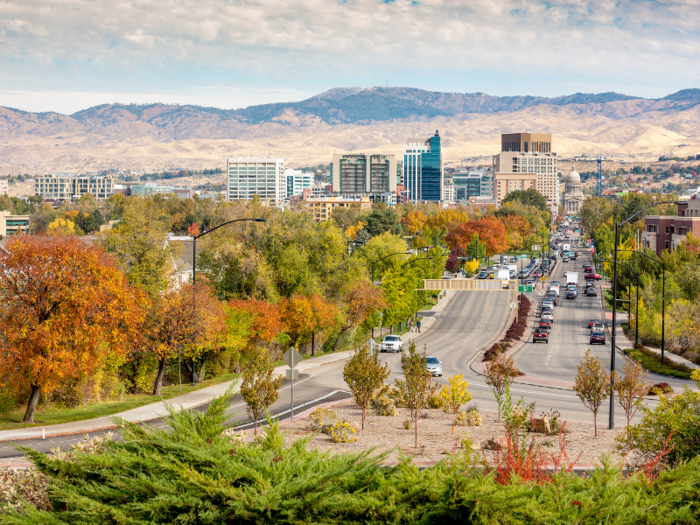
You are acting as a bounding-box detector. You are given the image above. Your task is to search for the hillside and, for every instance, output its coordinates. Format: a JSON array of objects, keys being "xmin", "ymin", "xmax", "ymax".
[{"xmin": 2, "ymin": 87, "xmax": 700, "ymax": 176}]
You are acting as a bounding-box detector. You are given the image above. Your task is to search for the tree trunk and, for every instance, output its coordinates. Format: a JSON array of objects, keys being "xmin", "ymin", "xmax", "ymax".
[
  {"xmin": 254, "ymin": 414, "xmax": 258, "ymax": 435},
  {"xmin": 23, "ymin": 384, "xmax": 42, "ymax": 423},
  {"xmin": 152, "ymin": 358, "xmax": 167, "ymax": 396},
  {"xmin": 414, "ymin": 416, "xmax": 419, "ymax": 448},
  {"xmin": 362, "ymin": 405, "xmax": 366, "ymax": 430},
  {"xmin": 594, "ymin": 413, "xmax": 597, "ymax": 437},
  {"xmin": 333, "ymin": 332, "xmax": 345, "ymax": 353}
]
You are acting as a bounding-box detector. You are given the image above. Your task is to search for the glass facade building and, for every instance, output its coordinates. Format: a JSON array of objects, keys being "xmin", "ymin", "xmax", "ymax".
[
  {"xmin": 403, "ymin": 131, "xmax": 443, "ymax": 202},
  {"xmin": 227, "ymin": 157, "xmax": 285, "ymax": 204}
]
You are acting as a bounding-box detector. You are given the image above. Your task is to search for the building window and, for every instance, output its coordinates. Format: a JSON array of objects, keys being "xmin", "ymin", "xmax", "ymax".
[
  {"xmin": 679, "ymin": 227, "xmax": 687, "ymax": 235},
  {"xmin": 665, "ymin": 240, "xmax": 670, "ymax": 249},
  {"xmin": 665, "ymin": 226, "xmax": 670, "ymax": 234},
  {"xmin": 648, "ymin": 225, "xmax": 657, "ymax": 233}
]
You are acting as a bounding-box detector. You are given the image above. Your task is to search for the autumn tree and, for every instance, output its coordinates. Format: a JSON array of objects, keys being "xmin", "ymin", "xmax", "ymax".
[
  {"xmin": 573, "ymin": 350, "xmax": 612, "ymax": 436},
  {"xmin": 332, "ymin": 280, "xmax": 388, "ymax": 351},
  {"xmin": 280, "ymin": 294, "xmax": 338, "ymax": 349},
  {"xmin": 484, "ymin": 354, "xmax": 522, "ymax": 420},
  {"xmin": 395, "ymin": 342, "xmax": 437, "ymax": 448},
  {"xmin": 439, "ymin": 374, "xmax": 473, "ymax": 433},
  {"xmin": 0, "ymin": 235, "xmax": 140, "ymax": 422},
  {"xmin": 615, "ymin": 360, "xmax": 649, "ymax": 428},
  {"xmin": 446, "ymin": 217, "xmax": 507, "ymax": 257},
  {"xmin": 343, "ymin": 344, "xmax": 390, "ymax": 429},
  {"xmin": 47, "ymin": 217, "xmax": 77, "ymax": 236},
  {"xmin": 401, "ymin": 210, "xmax": 427, "ymax": 235},
  {"xmin": 240, "ymin": 352, "xmax": 283, "ymax": 435},
  {"xmin": 228, "ymin": 299, "xmax": 284, "ymax": 350},
  {"xmin": 425, "ymin": 209, "xmax": 468, "ymax": 235}
]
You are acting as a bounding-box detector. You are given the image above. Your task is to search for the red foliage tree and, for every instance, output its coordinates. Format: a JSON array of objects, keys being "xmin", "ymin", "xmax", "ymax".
[{"xmin": 446, "ymin": 217, "xmax": 507, "ymax": 256}]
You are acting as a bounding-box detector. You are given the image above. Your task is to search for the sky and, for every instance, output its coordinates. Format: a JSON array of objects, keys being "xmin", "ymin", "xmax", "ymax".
[{"xmin": 1, "ymin": 0, "xmax": 700, "ymax": 114}]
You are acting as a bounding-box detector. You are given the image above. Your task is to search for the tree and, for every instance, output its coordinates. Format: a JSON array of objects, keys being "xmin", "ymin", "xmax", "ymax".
[
  {"xmin": 364, "ymin": 208, "xmax": 402, "ymax": 237},
  {"xmin": 446, "ymin": 217, "xmax": 507, "ymax": 257},
  {"xmin": 280, "ymin": 294, "xmax": 338, "ymax": 349},
  {"xmin": 343, "ymin": 344, "xmax": 390, "ymax": 429},
  {"xmin": 501, "ymin": 188, "xmax": 548, "ymax": 212},
  {"xmin": 228, "ymin": 299, "xmax": 284, "ymax": 350},
  {"xmin": 439, "ymin": 374, "xmax": 473, "ymax": 433},
  {"xmin": 484, "ymin": 354, "xmax": 522, "ymax": 420},
  {"xmin": 401, "ymin": 210, "xmax": 427, "ymax": 235},
  {"xmin": 573, "ymin": 349, "xmax": 611, "ymax": 436},
  {"xmin": 0, "ymin": 235, "xmax": 139, "ymax": 422},
  {"xmin": 47, "ymin": 217, "xmax": 76, "ymax": 236},
  {"xmin": 240, "ymin": 352, "xmax": 283, "ymax": 434},
  {"xmin": 615, "ymin": 360, "xmax": 649, "ymax": 428},
  {"xmin": 332, "ymin": 280, "xmax": 388, "ymax": 351},
  {"xmin": 395, "ymin": 342, "xmax": 436, "ymax": 447}
]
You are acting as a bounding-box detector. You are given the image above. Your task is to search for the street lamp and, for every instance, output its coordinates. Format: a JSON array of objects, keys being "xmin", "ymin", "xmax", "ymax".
[
  {"xmin": 191, "ymin": 217, "xmax": 266, "ymax": 385},
  {"xmin": 608, "ymin": 200, "xmax": 686, "ymax": 429},
  {"xmin": 599, "ymin": 258, "xmax": 640, "ymax": 348},
  {"xmin": 370, "ymin": 252, "xmax": 411, "ymax": 283}
]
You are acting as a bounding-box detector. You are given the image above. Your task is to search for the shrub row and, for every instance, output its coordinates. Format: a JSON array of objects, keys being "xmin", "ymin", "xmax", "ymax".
[
  {"xmin": 625, "ymin": 344, "xmax": 694, "ymax": 379},
  {"xmin": 483, "ymin": 295, "xmax": 532, "ymax": 362}
]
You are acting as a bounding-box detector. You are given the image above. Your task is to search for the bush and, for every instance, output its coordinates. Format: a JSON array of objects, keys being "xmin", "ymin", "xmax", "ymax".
[
  {"xmin": 427, "ymin": 393, "xmax": 447, "ymax": 409},
  {"xmin": 307, "ymin": 407, "xmax": 338, "ymax": 430},
  {"xmin": 370, "ymin": 394, "xmax": 399, "ymax": 416},
  {"xmin": 456, "ymin": 410, "xmax": 482, "ymax": 427},
  {"xmin": 625, "ymin": 346, "xmax": 693, "ymax": 379},
  {"xmin": 647, "ymin": 382, "xmax": 674, "ymax": 395},
  {"xmin": 328, "ymin": 421, "xmax": 357, "ymax": 443}
]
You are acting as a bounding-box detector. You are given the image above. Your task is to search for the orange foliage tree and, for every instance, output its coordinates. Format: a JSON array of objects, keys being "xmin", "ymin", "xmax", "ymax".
[
  {"xmin": 0, "ymin": 235, "xmax": 141, "ymax": 422},
  {"xmin": 331, "ymin": 280, "xmax": 388, "ymax": 351},
  {"xmin": 425, "ymin": 209, "xmax": 468, "ymax": 234},
  {"xmin": 137, "ymin": 282, "xmax": 226, "ymax": 395},
  {"xmin": 401, "ymin": 210, "xmax": 427, "ymax": 235},
  {"xmin": 499, "ymin": 214, "xmax": 532, "ymax": 248},
  {"xmin": 446, "ymin": 217, "xmax": 507, "ymax": 256},
  {"xmin": 280, "ymin": 294, "xmax": 339, "ymax": 349},
  {"xmin": 227, "ymin": 298, "xmax": 284, "ymax": 349}
]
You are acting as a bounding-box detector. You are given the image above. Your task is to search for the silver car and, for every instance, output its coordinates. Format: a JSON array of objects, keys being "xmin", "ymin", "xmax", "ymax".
[
  {"xmin": 380, "ymin": 335, "xmax": 403, "ymax": 353},
  {"xmin": 425, "ymin": 356, "xmax": 443, "ymax": 376}
]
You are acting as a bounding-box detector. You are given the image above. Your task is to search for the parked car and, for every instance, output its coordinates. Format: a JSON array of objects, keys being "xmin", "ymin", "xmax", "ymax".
[
  {"xmin": 590, "ymin": 332, "xmax": 606, "ymax": 345},
  {"xmin": 424, "ymin": 356, "xmax": 443, "ymax": 377},
  {"xmin": 533, "ymin": 329, "xmax": 549, "ymax": 343},
  {"xmin": 539, "ymin": 319, "xmax": 552, "ymax": 329},
  {"xmin": 380, "ymin": 335, "xmax": 404, "ymax": 353},
  {"xmin": 588, "ymin": 319, "xmax": 600, "ymax": 328}
]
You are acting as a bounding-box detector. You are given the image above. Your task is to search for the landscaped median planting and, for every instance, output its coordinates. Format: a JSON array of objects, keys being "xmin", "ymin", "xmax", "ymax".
[
  {"xmin": 483, "ymin": 294, "xmax": 532, "ymax": 362},
  {"xmin": 624, "ymin": 343, "xmax": 694, "ymax": 379}
]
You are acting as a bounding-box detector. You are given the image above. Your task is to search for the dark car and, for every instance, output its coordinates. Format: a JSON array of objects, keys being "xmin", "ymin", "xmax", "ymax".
[
  {"xmin": 587, "ymin": 287, "xmax": 598, "ymax": 296},
  {"xmin": 539, "ymin": 319, "xmax": 552, "ymax": 329},
  {"xmin": 590, "ymin": 332, "xmax": 606, "ymax": 345},
  {"xmin": 545, "ymin": 294, "xmax": 558, "ymax": 306},
  {"xmin": 533, "ymin": 329, "xmax": 549, "ymax": 343},
  {"xmin": 524, "ymin": 278, "xmax": 535, "ymax": 285},
  {"xmin": 510, "ymin": 257, "xmax": 517, "ymax": 264},
  {"xmin": 584, "ymin": 266, "xmax": 593, "ymax": 273},
  {"xmin": 566, "ymin": 290, "xmax": 577, "ymax": 299}
]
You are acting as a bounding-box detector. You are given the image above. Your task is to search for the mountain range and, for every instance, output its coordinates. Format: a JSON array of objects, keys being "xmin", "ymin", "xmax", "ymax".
[{"xmin": 2, "ymin": 87, "xmax": 700, "ymax": 175}]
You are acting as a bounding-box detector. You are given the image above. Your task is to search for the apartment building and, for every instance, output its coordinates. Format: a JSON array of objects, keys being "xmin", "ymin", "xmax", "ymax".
[
  {"xmin": 226, "ymin": 157, "xmax": 285, "ymax": 204},
  {"xmin": 403, "ymin": 131, "xmax": 443, "ymax": 202},
  {"xmin": 453, "ymin": 171, "xmax": 493, "ymax": 200},
  {"xmin": 34, "ymin": 173, "xmax": 115, "ymax": 202},
  {"xmin": 0, "ymin": 210, "xmax": 30, "ymax": 235},
  {"xmin": 330, "ymin": 154, "xmax": 397, "ymax": 196},
  {"xmin": 443, "ymin": 178, "xmax": 455, "ymax": 202},
  {"xmin": 285, "ymin": 169, "xmax": 314, "ymax": 197},
  {"xmin": 642, "ymin": 194, "xmax": 700, "ymax": 255},
  {"xmin": 493, "ymin": 133, "xmax": 558, "ymax": 208},
  {"xmin": 305, "ymin": 196, "xmax": 372, "ymax": 222},
  {"xmin": 0, "ymin": 180, "xmax": 8, "ymax": 195}
]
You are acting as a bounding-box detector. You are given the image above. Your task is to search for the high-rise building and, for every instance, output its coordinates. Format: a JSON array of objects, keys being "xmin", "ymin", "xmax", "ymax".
[
  {"xmin": 34, "ymin": 173, "xmax": 115, "ymax": 202},
  {"xmin": 226, "ymin": 157, "xmax": 285, "ymax": 204},
  {"xmin": 0, "ymin": 180, "xmax": 8, "ymax": 195},
  {"xmin": 453, "ymin": 171, "xmax": 493, "ymax": 200},
  {"xmin": 285, "ymin": 169, "xmax": 314, "ymax": 198},
  {"xmin": 493, "ymin": 133, "xmax": 558, "ymax": 209},
  {"xmin": 330, "ymin": 154, "xmax": 397, "ymax": 196},
  {"xmin": 403, "ymin": 131, "xmax": 443, "ymax": 202}
]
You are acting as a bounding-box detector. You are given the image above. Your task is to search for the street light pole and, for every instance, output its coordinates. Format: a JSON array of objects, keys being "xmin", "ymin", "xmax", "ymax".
[{"xmin": 191, "ymin": 217, "xmax": 266, "ymax": 386}]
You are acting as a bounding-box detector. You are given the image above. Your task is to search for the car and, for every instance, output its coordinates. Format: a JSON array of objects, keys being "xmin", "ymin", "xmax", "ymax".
[
  {"xmin": 488, "ymin": 265, "xmax": 500, "ymax": 271},
  {"xmin": 590, "ymin": 332, "xmax": 606, "ymax": 345},
  {"xmin": 533, "ymin": 329, "xmax": 549, "ymax": 343},
  {"xmin": 545, "ymin": 295, "xmax": 558, "ymax": 306},
  {"xmin": 510, "ymin": 257, "xmax": 517, "ymax": 264},
  {"xmin": 590, "ymin": 322, "xmax": 604, "ymax": 333},
  {"xmin": 584, "ymin": 266, "xmax": 593, "ymax": 273},
  {"xmin": 539, "ymin": 319, "xmax": 552, "ymax": 329},
  {"xmin": 541, "ymin": 312, "xmax": 554, "ymax": 322},
  {"xmin": 551, "ymin": 280, "xmax": 560, "ymax": 286},
  {"xmin": 424, "ymin": 356, "xmax": 443, "ymax": 376},
  {"xmin": 524, "ymin": 278, "xmax": 535, "ymax": 285},
  {"xmin": 592, "ymin": 273, "xmax": 602, "ymax": 280},
  {"xmin": 549, "ymin": 284, "xmax": 560, "ymax": 296},
  {"xmin": 518, "ymin": 270, "xmax": 529, "ymax": 279},
  {"xmin": 566, "ymin": 290, "xmax": 577, "ymax": 299},
  {"xmin": 380, "ymin": 335, "xmax": 403, "ymax": 353},
  {"xmin": 562, "ymin": 257, "xmax": 569, "ymax": 263},
  {"xmin": 477, "ymin": 272, "xmax": 489, "ymax": 279},
  {"xmin": 533, "ymin": 270, "xmax": 543, "ymax": 278},
  {"xmin": 586, "ymin": 288, "xmax": 597, "ymax": 297},
  {"xmin": 588, "ymin": 319, "xmax": 600, "ymax": 328}
]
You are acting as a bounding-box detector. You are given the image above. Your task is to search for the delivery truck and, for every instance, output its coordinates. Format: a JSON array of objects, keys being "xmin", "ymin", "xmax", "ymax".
[{"xmin": 566, "ymin": 272, "xmax": 578, "ymax": 285}]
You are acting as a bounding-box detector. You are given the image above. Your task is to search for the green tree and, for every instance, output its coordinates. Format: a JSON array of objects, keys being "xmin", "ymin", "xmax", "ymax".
[
  {"xmin": 343, "ymin": 344, "xmax": 390, "ymax": 429},
  {"xmin": 573, "ymin": 349, "xmax": 611, "ymax": 437},
  {"xmin": 501, "ymin": 188, "xmax": 548, "ymax": 212},
  {"xmin": 439, "ymin": 374, "xmax": 473, "ymax": 433},
  {"xmin": 364, "ymin": 208, "xmax": 402, "ymax": 237},
  {"xmin": 240, "ymin": 352, "xmax": 283, "ymax": 435},
  {"xmin": 484, "ymin": 354, "xmax": 522, "ymax": 421},
  {"xmin": 395, "ymin": 342, "xmax": 437, "ymax": 447},
  {"xmin": 580, "ymin": 196, "xmax": 616, "ymax": 233}
]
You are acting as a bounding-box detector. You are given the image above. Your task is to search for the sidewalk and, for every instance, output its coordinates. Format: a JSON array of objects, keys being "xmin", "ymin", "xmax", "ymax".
[{"xmin": 612, "ymin": 326, "xmax": 699, "ymax": 371}]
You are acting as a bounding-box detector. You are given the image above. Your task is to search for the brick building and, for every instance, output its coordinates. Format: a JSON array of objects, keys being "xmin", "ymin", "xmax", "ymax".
[{"xmin": 642, "ymin": 193, "xmax": 700, "ymax": 255}]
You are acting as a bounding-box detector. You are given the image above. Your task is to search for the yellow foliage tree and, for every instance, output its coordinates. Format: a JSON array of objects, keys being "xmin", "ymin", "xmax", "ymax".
[
  {"xmin": 47, "ymin": 218, "xmax": 76, "ymax": 236},
  {"xmin": 464, "ymin": 259, "xmax": 480, "ymax": 276},
  {"xmin": 345, "ymin": 221, "xmax": 365, "ymax": 240}
]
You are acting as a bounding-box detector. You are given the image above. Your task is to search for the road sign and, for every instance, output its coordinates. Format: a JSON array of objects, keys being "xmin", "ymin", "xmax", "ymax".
[
  {"xmin": 509, "ymin": 302, "xmax": 516, "ymax": 310},
  {"xmin": 532, "ymin": 245, "xmax": 540, "ymax": 251},
  {"xmin": 541, "ymin": 276, "xmax": 546, "ymax": 282},
  {"xmin": 283, "ymin": 347, "xmax": 303, "ymax": 369},
  {"xmin": 518, "ymin": 285, "xmax": 533, "ymax": 293},
  {"xmin": 518, "ymin": 255, "xmax": 528, "ymax": 259}
]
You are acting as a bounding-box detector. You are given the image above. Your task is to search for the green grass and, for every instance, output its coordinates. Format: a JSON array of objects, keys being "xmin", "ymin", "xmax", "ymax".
[
  {"xmin": 0, "ymin": 373, "xmax": 241, "ymax": 431},
  {"xmin": 604, "ymin": 289, "xmax": 627, "ymax": 313},
  {"xmin": 624, "ymin": 348, "xmax": 692, "ymax": 379}
]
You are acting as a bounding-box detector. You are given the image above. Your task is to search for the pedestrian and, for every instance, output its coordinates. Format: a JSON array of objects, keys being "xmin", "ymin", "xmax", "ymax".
[
  {"xmin": 416, "ymin": 320, "xmax": 422, "ymax": 333},
  {"xmin": 407, "ymin": 318, "xmax": 413, "ymax": 332}
]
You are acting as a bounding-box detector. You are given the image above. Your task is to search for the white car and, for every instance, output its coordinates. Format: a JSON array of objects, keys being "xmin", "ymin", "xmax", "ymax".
[
  {"xmin": 425, "ymin": 356, "xmax": 443, "ymax": 377},
  {"xmin": 548, "ymin": 285, "xmax": 560, "ymax": 296},
  {"xmin": 590, "ymin": 323, "xmax": 605, "ymax": 333},
  {"xmin": 541, "ymin": 312, "xmax": 554, "ymax": 322},
  {"xmin": 380, "ymin": 335, "xmax": 403, "ymax": 353}
]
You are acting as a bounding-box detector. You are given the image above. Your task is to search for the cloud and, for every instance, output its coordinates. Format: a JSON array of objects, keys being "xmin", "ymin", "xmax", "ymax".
[{"xmin": 0, "ymin": 0, "xmax": 699, "ymax": 108}]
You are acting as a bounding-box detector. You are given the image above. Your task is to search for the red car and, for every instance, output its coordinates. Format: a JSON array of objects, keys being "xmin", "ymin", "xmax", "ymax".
[
  {"xmin": 539, "ymin": 319, "xmax": 552, "ymax": 329},
  {"xmin": 590, "ymin": 332, "xmax": 606, "ymax": 345},
  {"xmin": 588, "ymin": 319, "xmax": 600, "ymax": 328},
  {"xmin": 584, "ymin": 266, "xmax": 593, "ymax": 273},
  {"xmin": 592, "ymin": 273, "xmax": 602, "ymax": 280}
]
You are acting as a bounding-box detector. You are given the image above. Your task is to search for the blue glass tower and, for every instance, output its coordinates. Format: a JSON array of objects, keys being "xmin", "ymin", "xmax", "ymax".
[{"xmin": 403, "ymin": 131, "xmax": 443, "ymax": 202}]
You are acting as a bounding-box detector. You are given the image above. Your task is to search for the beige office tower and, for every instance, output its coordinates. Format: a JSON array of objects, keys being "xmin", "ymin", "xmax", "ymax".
[
  {"xmin": 330, "ymin": 154, "xmax": 397, "ymax": 195},
  {"xmin": 493, "ymin": 133, "xmax": 558, "ymax": 209},
  {"xmin": 226, "ymin": 157, "xmax": 286, "ymax": 205}
]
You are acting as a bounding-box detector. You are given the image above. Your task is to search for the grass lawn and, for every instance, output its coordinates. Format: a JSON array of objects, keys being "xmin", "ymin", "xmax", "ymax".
[{"xmin": 0, "ymin": 372, "xmax": 241, "ymax": 432}]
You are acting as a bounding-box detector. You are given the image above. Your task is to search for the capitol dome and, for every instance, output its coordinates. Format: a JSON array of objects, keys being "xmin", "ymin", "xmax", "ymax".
[{"xmin": 565, "ymin": 170, "xmax": 581, "ymax": 184}]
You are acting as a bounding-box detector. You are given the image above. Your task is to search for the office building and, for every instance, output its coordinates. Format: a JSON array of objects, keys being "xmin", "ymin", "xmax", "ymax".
[
  {"xmin": 34, "ymin": 173, "xmax": 115, "ymax": 202},
  {"xmin": 226, "ymin": 157, "xmax": 285, "ymax": 204},
  {"xmin": 403, "ymin": 131, "xmax": 443, "ymax": 202},
  {"xmin": 0, "ymin": 210, "xmax": 30, "ymax": 235},
  {"xmin": 285, "ymin": 169, "xmax": 314, "ymax": 198},
  {"xmin": 443, "ymin": 178, "xmax": 455, "ymax": 202},
  {"xmin": 493, "ymin": 133, "xmax": 558, "ymax": 208},
  {"xmin": 0, "ymin": 180, "xmax": 8, "ymax": 195},
  {"xmin": 128, "ymin": 183, "xmax": 194, "ymax": 199},
  {"xmin": 330, "ymin": 154, "xmax": 397, "ymax": 196},
  {"xmin": 453, "ymin": 171, "xmax": 492, "ymax": 200},
  {"xmin": 305, "ymin": 196, "xmax": 372, "ymax": 222},
  {"xmin": 642, "ymin": 193, "xmax": 700, "ymax": 255}
]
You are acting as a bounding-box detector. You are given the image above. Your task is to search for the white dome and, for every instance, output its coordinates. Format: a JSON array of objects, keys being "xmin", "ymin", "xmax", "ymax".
[{"xmin": 565, "ymin": 170, "xmax": 581, "ymax": 184}]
